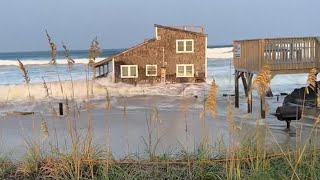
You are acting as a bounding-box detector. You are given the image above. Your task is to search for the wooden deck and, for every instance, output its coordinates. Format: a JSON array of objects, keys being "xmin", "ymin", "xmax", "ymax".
[
  {"xmin": 233, "ymin": 37, "xmax": 320, "ymax": 118},
  {"xmin": 234, "ymin": 37, "xmax": 320, "ymax": 74}
]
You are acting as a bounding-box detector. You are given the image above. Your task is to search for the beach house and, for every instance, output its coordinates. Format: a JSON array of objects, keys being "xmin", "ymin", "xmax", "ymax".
[{"xmin": 94, "ymin": 24, "xmax": 207, "ymax": 84}]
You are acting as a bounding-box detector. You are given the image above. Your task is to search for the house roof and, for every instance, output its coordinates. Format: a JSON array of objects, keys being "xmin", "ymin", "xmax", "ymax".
[
  {"xmin": 154, "ymin": 24, "xmax": 207, "ymax": 37},
  {"xmin": 95, "ymin": 38, "xmax": 156, "ymax": 67},
  {"xmin": 95, "ymin": 24, "xmax": 207, "ymax": 67}
]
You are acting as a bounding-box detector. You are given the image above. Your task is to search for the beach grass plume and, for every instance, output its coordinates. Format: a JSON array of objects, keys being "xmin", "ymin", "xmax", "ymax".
[
  {"xmin": 62, "ymin": 42, "xmax": 75, "ymax": 65},
  {"xmin": 206, "ymin": 79, "xmax": 218, "ymax": 118},
  {"xmin": 253, "ymin": 64, "xmax": 271, "ymax": 95},
  {"xmin": 17, "ymin": 59, "xmax": 30, "ymax": 84},
  {"xmin": 42, "ymin": 77, "xmax": 50, "ymax": 98},
  {"xmin": 40, "ymin": 118, "xmax": 49, "ymax": 141},
  {"xmin": 306, "ymin": 67, "xmax": 318, "ymax": 94},
  {"xmin": 88, "ymin": 37, "xmax": 102, "ymax": 67},
  {"xmin": 45, "ymin": 30, "xmax": 57, "ymax": 64}
]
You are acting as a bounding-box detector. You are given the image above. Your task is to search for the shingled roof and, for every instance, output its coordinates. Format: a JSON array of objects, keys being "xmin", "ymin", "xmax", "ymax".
[{"xmin": 94, "ymin": 24, "xmax": 206, "ymax": 67}]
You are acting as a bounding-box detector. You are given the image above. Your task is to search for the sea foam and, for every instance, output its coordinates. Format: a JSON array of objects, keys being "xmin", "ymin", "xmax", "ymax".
[
  {"xmin": 0, "ymin": 58, "xmax": 105, "ymax": 66},
  {"xmin": 206, "ymin": 47, "xmax": 233, "ymax": 59},
  {"xmin": 0, "ymin": 75, "xmax": 208, "ymax": 102}
]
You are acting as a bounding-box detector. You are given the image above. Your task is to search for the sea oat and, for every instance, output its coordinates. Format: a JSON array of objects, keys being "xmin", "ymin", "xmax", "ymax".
[
  {"xmin": 62, "ymin": 42, "xmax": 75, "ymax": 65},
  {"xmin": 41, "ymin": 118, "xmax": 49, "ymax": 141},
  {"xmin": 206, "ymin": 79, "xmax": 218, "ymax": 118},
  {"xmin": 45, "ymin": 30, "xmax": 57, "ymax": 64},
  {"xmin": 65, "ymin": 97, "xmax": 70, "ymax": 115},
  {"xmin": 307, "ymin": 67, "xmax": 317, "ymax": 88},
  {"xmin": 17, "ymin": 59, "xmax": 30, "ymax": 84},
  {"xmin": 306, "ymin": 67, "xmax": 318, "ymax": 94},
  {"xmin": 227, "ymin": 97, "xmax": 238, "ymax": 132},
  {"xmin": 88, "ymin": 37, "xmax": 102, "ymax": 67},
  {"xmin": 105, "ymin": 88, "xmax": 111, "ymax": 111},
  {"xmin": 253, "ymin": 64, "xmax": 271, "ymax": 95},
  {"xmin": 42, "ymin": 77, "xmax": 50, "ymax": 98}
]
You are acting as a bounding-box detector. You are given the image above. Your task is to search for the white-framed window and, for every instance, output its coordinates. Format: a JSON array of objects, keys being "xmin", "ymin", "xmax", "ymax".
[
  {"xmin": 121, "ymin": 65, "xmax": 138, "ymax": 78},
  {"xmin": 176, "ymin": 39, "xmax": 194, "ymax": 53},
  {"xmin": 146, "ymin": 65, "xmax": 157, "ymax": 76},
  {"xmin": 176, "ymin": 64, "xmax": 194, "ymax": 77}
]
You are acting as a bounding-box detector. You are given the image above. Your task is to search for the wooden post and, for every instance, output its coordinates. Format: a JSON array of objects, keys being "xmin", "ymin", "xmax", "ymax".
[
  {"xmin": 59, "ymin": 103, "xmax": 63, "ymax": 116},
  {"xmin": 240, "ymin": 72, "xmax": 248, "ymax": 97},
  {"xmin": 235, "ymin": 70, "xmax": 239, "ymax": 108},
  {"xmin": 286, "ymin": 121, "xmax": 291, "ymax": 129},
  {"xmin": 248, "ymin": 92, "xmax": 252, "ymax": 113},
  {"xmin": 316, "ymin": 73, "xmax": 318, "ymax": 108},
  {"xmin": 247, "ymin": 73, "xmax": 253, "ymax": 113}
]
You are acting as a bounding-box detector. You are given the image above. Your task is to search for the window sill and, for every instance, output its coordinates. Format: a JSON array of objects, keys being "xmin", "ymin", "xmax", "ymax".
[
  {"xmin": 176, "ymin": 51, "xmax": 194, "ymax": 54},
  {"xmin": 121, "ymin": 77, "xmax": 138, "ymax": 78}
]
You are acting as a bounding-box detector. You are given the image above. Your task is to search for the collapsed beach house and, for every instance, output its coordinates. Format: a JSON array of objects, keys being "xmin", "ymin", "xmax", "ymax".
[{"xmin": 94, "ymin": 24, "xmax": 207, "ymax": 84}]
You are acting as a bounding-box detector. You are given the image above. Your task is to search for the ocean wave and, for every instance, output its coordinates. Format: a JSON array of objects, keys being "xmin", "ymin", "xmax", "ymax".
[
  {"xmin": 0, "ymin": 47, "xmax": 234, "ymax": 66},
  {"xmin": 0, "ymin": 58, "xmax": 105, "ymax": 66},
  {"xmin": 0, "ymin": 75, "xmax": 208, "ymax": 102},
  {"xmin": 206, "ymin": 47, "xmax": 233, "ymax": 59}
]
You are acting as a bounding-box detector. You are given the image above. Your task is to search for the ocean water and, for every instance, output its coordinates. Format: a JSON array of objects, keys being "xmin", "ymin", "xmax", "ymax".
[
  {"xmin": 0, "ymin": 47, "xmax": 311, "ymax": 102},
  {"xmin": 0, "ymin": 49, "xmax": 123, "ymax": 85}
]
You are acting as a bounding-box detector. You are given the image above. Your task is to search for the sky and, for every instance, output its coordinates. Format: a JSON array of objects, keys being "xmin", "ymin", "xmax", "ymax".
[{"xmin": 0, "ymin": 0, "xmax": 319, "ymax": 52}]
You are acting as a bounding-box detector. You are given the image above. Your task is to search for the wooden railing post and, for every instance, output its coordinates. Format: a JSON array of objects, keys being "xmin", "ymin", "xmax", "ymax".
[{"xmin": 316, "ymin": 38, "xmax": 320, "ymax": 68}]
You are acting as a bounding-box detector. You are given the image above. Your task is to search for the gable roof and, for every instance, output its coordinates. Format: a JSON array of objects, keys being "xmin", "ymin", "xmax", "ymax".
[
  {"xmin": 95, "ymin": 38, "xmax": 156, "ymax": 67},
  {"xmin": 95, "ymin": 24, "xmax": 206, "ymax": 67}
]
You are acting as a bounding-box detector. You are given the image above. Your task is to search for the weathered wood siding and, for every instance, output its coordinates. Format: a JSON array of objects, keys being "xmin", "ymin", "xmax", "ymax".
[
  {"xmin": 233, "ymin": 40, "xmax": 261, "ymax": 73},
  {"xmin": 234, "ymin": 37, "xmax": 320, "ymax": 74},
  {"xmin": 112, "ymin": 26, "xmax": 206, "ymax": 84}
]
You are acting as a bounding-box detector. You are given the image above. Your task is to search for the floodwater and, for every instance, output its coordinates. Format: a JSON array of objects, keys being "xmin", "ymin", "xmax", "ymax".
[
  {"xmin": 1, "ymin": 92, "xmax": 319, "ymax": 159},
  {"xmin": 0, "ymin": 59, "xmax": 320, "ymax": 159}
]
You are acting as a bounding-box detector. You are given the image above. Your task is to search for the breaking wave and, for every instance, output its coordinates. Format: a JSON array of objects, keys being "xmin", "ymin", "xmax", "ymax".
[
  {"xmin": 206, "ymin": 47, "xmax": 233, "ymax": 59},
  {"xmin": 0, "ymin": 58, "xmax": 105, "ymax": 66}
]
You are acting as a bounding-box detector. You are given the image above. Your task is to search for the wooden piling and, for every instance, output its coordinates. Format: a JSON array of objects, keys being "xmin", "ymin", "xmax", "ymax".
[
  {"xmin": 240, "ymin": 72, "xmax": 248, "ymax": 97},
  {"xmin": 59, "ymin": 103, "xmax": 63, "ymax": 116},
  {"xmin": 246, "ymin": 73, "xmax": 253, "ymax": 113},
  {"xmin": 235, "ymin": 71, "xmax": 239, "ymax": 108}
]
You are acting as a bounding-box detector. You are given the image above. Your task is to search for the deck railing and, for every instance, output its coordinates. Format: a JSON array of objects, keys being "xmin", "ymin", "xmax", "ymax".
[
  {"xmin": 171, "ymin": 26, "xmax": 204, "ymax": 34},
  {"xmin": 234, "ymin": 37, "xmax": 320, "ymax": 73}
]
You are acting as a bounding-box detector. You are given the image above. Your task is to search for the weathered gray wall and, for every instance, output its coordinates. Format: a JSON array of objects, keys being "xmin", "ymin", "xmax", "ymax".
[{"xmin": 113, "ymin": 26, "xmax": 206, "ymax": 84}]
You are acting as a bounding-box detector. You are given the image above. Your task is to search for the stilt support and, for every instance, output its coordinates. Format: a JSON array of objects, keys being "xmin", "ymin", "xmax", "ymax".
[
  {"xmin": 286, "ymin": 121, "xmax": 291, "ymax": 129},
  {"xmin": 240, "ymin": 72, "xmax": 253, "ymax": 113},
  {"xmin": 235, "ymin": 70, "xmax": 239, "ymax": 108},
  {"xmin": 59, "ymin": 102, "xmax": 63, "ymax": 116}
]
